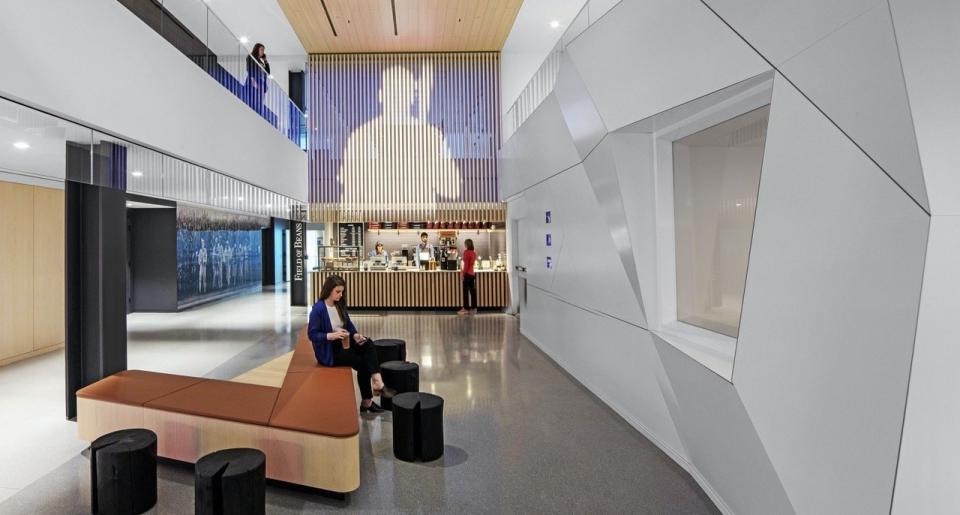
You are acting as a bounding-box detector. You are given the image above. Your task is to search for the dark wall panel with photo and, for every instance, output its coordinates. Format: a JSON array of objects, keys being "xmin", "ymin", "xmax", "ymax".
[{"xmin": 177, "ymin": 205, "xmax": 267, "ymax": 309}]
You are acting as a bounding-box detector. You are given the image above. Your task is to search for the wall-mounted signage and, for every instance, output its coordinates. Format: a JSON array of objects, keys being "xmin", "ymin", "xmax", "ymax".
[
  {"xmin": 545, "ymin": 211, "xmax": 552, "ymax": 224},
  {"xmin": 546, "ymin": 256, "xmax": 552, "ymax": 269},
  {"xmin": 546, "ymin": 234, "xmax": 552, "ymax": 247},
  {"xmin": 290, "ymin": 220, "xmax": 307, "ymax": 306}
]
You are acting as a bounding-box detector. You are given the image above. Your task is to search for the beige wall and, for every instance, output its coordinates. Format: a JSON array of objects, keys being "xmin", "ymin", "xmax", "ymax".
[{"xmin": 0, "ymin": 180, "xmax": 64, "ymax": 366}]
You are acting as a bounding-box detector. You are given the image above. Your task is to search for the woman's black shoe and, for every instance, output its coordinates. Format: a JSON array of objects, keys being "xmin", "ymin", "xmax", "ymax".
[{"xmin": 360, "ymin": 402, "xmax": 385, "ymax": 413}]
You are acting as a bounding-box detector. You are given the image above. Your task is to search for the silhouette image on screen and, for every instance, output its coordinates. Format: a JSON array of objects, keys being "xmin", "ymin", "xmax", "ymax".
[{"xmin": 337, "ymin": 63, "xmax": 460, "ymax": 214}]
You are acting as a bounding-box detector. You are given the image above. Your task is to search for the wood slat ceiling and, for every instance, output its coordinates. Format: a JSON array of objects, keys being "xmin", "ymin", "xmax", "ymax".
[{"xmin": 278, "ymin": 0, "xmax": 523, "ymax": 53}]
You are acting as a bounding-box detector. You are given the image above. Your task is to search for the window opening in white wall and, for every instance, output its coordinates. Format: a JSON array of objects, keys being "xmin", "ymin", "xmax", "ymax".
[{"xmin": 672, "ymin": 106, "xmax": 769, "ymax": 338}]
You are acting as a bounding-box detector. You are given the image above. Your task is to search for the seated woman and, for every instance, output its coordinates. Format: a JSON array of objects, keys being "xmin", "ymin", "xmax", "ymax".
[{"xmin": 307, "ymin": 274, "xmax": 385, "ymax": 413}]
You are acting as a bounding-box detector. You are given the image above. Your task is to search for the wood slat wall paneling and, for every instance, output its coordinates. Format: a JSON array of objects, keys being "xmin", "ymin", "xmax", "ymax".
[
  {"xmin": 310, "ymin": 271, "xmax": 509, "ymax": 309},
  {"xmin": 307, "ymin": 52, "xmax": 504, "ymax": 223}
]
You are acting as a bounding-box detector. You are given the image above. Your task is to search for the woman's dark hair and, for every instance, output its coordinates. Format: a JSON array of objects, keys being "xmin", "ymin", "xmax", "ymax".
[
  {"xmin": 251, "ymin": 43, "xmax": 265, "ymax": 60},
  {"xmin": 319, "ymin": 274, "xmax": 347, "ymax": 323},
  {"xmin": 464, "ymin": 238, "xmax": 474, "ymax": 251}
]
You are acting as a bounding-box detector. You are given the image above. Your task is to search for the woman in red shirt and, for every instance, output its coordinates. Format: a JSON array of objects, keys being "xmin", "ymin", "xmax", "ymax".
[{"xmin": 458, "ymin": 239, "xmax": 478, "ymax": 315}]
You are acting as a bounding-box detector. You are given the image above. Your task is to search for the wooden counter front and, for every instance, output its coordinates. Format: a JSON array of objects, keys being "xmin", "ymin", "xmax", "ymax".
[{"xmin": 309, "ymin": 271, "xmax": 509, "ymax": 309}]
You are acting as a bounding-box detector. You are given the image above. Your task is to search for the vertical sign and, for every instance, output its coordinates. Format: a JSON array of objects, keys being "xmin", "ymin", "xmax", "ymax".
[{"xmin": 290, "ymin": 220, "xmax": 307, "ymax": 306}]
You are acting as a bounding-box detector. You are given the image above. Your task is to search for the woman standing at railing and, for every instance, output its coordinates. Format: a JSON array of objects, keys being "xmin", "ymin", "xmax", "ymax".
[{"xmin": 246, "ymin": 43, "xmax": 270, "ymax": 116}]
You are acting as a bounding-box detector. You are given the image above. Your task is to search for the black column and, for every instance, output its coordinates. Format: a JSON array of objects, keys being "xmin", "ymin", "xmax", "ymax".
[
  {"xmin": 261, "ymin": 219, "xmax": 276, "ymax": 287},
  {"xmin": 288, "ymin": 71, "xmax": 305, "ymax": 111},
  {"xmin": 289, "ymin": 220, "xmax": 306, "ymax": 306},
  {"xmin": 66, "ymin": 182, "xmax": 128, "ymax": 419},
  {"xmin": 129, "ymin": 208, "xmax": 177, "ymax": 312}
]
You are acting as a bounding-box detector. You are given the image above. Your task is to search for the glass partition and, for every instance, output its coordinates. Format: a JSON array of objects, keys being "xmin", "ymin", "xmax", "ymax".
[{"xmin": 0, "ymin": 93, "xmax": 306, "ymax": 221}]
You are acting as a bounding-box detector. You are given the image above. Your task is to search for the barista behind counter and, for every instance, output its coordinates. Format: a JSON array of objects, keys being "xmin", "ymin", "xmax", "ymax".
[
  {"xmin": 368, "ymin": 241, "xmax": 389, "ymax": 260},
  {"xmin": 412, "ymin": 232, "xmax": 434, "ymax": 268}
]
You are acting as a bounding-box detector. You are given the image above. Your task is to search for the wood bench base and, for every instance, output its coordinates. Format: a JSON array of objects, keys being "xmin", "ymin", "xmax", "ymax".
[{"xmin": 78, "ymin": 398, "xmax": 360, "ymax": 493}]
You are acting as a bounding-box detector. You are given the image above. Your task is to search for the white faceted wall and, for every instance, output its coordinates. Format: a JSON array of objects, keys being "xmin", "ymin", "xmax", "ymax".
[{"xmin": 501, "ymin": 0, "xmax": 954, "ymax": 512}]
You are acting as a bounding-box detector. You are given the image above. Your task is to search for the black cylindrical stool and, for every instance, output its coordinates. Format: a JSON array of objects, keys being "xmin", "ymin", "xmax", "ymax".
[
  {"xmin": 194, "ymin": 449, "xmax": 267, "ymax": 515},
  {"xmin": 380, "ymin": 387, "xmax": 398, "ymax": 410},
  {"xmin": 380, "ymin": 361, "xmax": 419, "ymax": 395},
  {"xmin": 90, "ymin": 428, "xmax": 157, "ymax": 515},
  {"xmin": 195, "ymin": 448, "xmax": 266, "ymax": 515},
  {"xmin": 373, "ymin": 339, "xmax": 407, "ymax": 365},
  {"xmin": 392, "ymin": 392, "xmax": 444, "ymax": 462}
]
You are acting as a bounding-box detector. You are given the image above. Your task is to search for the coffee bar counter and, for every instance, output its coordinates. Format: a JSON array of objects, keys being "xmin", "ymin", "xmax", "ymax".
[{"xmin": 309, "ymin": 270, "xmax": 510, "ymax": 309}]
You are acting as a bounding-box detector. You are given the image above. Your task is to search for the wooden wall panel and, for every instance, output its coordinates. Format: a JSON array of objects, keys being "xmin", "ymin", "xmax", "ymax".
[
  {"xmin": 0, "ymin": 181, "xmax": 65, "ymax": 366},
  {"xmin": 310, "ymin": 271, "xmax": 508, "ymax": 309},
  {"xmin": 34, "ymin": 187, "xmax": 65, "ymax": 351},
  {"xmin": 0, "ymin": 181, "xmax": 36, "ymax": 361}
]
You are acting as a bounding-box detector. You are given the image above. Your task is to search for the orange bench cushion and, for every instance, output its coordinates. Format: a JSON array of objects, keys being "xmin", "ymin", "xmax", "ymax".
[
  {"xmin": 76, "ymin": 370, "xmax": 204, "ymax": 406},
  {"xmin": 287, "ymin": 328, "xmax": 319, "ymax": 373},
  {"xmin": 269, "ymin": 368, "xmax": 359, "ymax": 437},
  {"xmin": 145, "ymin": 379, "xmax": 280, "ymax": 425}
]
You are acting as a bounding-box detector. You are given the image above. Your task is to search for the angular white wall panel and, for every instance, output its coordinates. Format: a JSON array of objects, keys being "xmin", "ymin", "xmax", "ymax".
[
  {"xmin": 565, "ymin": 0, "xmax": 769, "ymax": 132},
  {"xmin": 547, "ymin": 166, "xmax": 646, "ymax": 327},
  {"xmin": 515, "ymin": 179, "xmax": 562, "ymax": 291},
  {"xmin": 0, "ymin": 0, "xmax": 307, "ymax": 201},
  {"xmin": 889, "ymin": 0, "xmax": 960, "ymax": 215},
  {"xmin": 500, "ymin": 94, "xmax": 582, "ymax": 200},
  {"xmin": 604, "ymin": 134, "xmax": 658, "ymax": 327},
  {"xmin": 778, "ymin": 3, "xmax": 928, "ymax": 211},
  {"xmin": 701, "ymin": 0, "xmax": 880, "ymax": 65},
  {"xmin": 653, "ymin": 335, "xmax": 794, "ymax": 515},
  {"xmin": 554, "ymin": 53, "xmax": 607, "ymax": 160},
  {"xmin": 582, "ymin": 135, "xmax": 654, "ymax": 322},
  {"xmin": 734, "ymin": 76, "xmax": 928, "ymax": 515},
  {"xmin": 521, "ymin": 288, "xmax": 685, "ymax": 465},
  {"xmin": 892, "ymin": 216, "xmax": 960, "ymax": 514}
]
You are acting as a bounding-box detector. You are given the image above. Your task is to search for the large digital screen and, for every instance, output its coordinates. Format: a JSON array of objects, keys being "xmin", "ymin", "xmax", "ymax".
[{"xmin": 176, "ymin": 205, "xmax": 266, "ymax": 308}]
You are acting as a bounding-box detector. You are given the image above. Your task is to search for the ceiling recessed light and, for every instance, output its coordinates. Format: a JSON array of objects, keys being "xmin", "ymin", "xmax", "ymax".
[
  {"xmin": 239, "ymin": 36, "xmax": 249, "ymax": 44},
  {"xmin": 735, "ymin": 202, "xmax": 743, "ymax": 207},
  {"xmin": 268, "ymin": 74, "xmax": 274, "ymax": 80},
  {"xmin": 131, "ymin": 170, "xmax": 143, "ymax": 177},
  {"xmin": 238, "ymin": 197, "xmax": 244, "ymax": 201},
  {"xmin": 221, "ymin": 196, "xmax": 229, "ymax": 200},
  {"xmin": 549, "ymin": 20, "xmax": 560, "ymax": 29},
  {"xmin": 264, "ymin": 204, "xmax": 272, "ymax": 209},
  {"xmin": 12, "ymin": 141, "xmax": 30, "ymax": 150}
]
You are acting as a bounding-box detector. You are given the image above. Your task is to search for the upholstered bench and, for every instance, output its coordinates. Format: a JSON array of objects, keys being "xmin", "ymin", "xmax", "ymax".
[{"xmin": 75, "ymin": 328, "xmax": 360, "ymax": 493}]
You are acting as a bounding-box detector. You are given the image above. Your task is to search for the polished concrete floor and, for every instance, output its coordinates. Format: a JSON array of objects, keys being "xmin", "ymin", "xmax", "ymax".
[{"xmin": 0, "ymin": 288, "xmax": 718, "ymax": 514}]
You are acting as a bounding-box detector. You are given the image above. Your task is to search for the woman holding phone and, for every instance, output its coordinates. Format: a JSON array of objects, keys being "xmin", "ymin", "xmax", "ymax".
[{"xmin": 308, "ymin": 274, "xmax": 385, "ymax": 413}]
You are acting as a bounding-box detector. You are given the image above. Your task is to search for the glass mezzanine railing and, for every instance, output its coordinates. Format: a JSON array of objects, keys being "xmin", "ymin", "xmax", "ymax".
[{"xmin": 118, "ymin": 0, "xmax": 308, "ymax": 149}]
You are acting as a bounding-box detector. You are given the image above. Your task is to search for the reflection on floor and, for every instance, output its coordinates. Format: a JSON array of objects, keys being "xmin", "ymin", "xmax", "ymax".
[{"xmin": 0, "ymin": 289, "xmax": 719, "ymax": 514}]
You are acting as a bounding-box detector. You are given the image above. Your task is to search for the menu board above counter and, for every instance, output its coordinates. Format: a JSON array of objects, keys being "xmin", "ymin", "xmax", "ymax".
[{"xmin": 338, "ymin": 223, "xmax": 363, "ymax": 248}]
